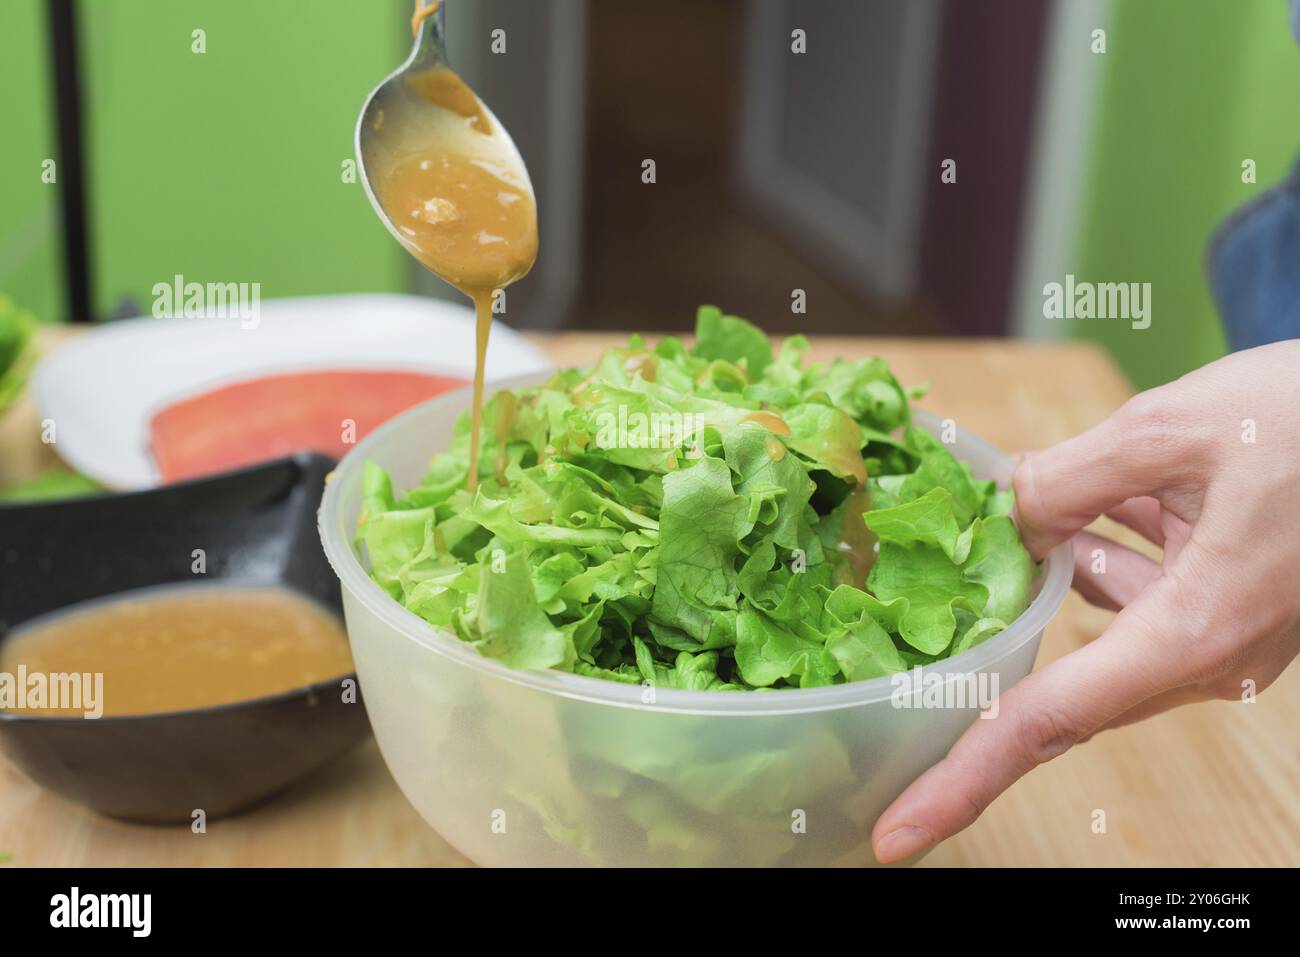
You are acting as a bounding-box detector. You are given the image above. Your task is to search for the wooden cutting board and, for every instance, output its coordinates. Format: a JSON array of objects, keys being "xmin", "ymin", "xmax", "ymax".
[{"xmin": 1, "ymin": 329, "xmax": 1296, "ymax": 867}]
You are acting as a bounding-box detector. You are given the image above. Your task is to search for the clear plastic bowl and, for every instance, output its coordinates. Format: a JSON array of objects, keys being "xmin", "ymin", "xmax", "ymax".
[{"xmin": 319, "ymin": 374, "xmax": 1073, "ymax": 866}]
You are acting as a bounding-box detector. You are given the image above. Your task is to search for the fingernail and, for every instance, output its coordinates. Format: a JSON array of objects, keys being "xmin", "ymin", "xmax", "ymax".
[{"xmin": 874, "ymin": 825, "xmax": 934, "ymax": 864}]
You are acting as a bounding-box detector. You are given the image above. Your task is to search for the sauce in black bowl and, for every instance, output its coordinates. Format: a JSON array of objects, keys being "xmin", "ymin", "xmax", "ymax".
[{"xmin": 0, "ymin": 454, "xmax": 371, "ymax": 824}]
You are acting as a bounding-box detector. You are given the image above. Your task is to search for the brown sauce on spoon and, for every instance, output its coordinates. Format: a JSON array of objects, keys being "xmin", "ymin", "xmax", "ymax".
[{"xmin": 374, "ymin": 3, "xmax": 538, "ymax": 491}]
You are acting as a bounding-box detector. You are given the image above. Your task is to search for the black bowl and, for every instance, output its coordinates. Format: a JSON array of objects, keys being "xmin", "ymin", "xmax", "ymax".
[{"xmin": 0, "ymin": 454, "xmax": 371, "ymax": 824}]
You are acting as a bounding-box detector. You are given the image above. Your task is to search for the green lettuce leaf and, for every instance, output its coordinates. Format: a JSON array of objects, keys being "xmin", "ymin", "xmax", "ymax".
[
  {"xmin": 474, "ymin": 540, "xmax": 577, "ymax": 670},
  {"xmin": 692, "ymin": 305, "xmax": 773, "ymax": 379},
  {"xmin": 961, "ymin": 515, "xmax": 1034, "ymax": 622},
  {"xmin": 650, "ymin": 455, "xmax": 748, "ymax": 642}
]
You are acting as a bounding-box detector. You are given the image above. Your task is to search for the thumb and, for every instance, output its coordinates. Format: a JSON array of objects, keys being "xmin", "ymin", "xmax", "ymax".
[{"xmin": 871, "ymin": 588, "xmax": 1178, "ymax": 863}]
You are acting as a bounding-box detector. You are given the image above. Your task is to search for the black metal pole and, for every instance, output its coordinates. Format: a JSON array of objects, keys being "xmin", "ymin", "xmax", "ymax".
[{"xmin": 46, "ymin": 0, "xmax": 93, "ymax": 323}]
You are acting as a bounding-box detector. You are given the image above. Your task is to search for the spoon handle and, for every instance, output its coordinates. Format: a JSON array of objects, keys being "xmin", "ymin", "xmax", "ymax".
[{"xmin": 410, "ymin": 1, "xmax": 449, "ymax": 70}]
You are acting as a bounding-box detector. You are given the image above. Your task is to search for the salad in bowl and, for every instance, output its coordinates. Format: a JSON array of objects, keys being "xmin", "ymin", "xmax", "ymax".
[
  {"xmin": 321, "ymin": 307, "xmax": 1070, "ymax": 866},
  {"xmin": 358, "ymin": 306, "xmax": 1035, "ymax": 690}
]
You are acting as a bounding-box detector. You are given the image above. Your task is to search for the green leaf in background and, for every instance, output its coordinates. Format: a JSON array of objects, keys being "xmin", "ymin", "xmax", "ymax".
[
  {"xmin": 0, "ymin": 296, "xmax": 105, "ymax": 504},
  {"xmin": 0, "ymin": 295, "xmax": 38, "ymax": 413},
  {"xmin": 0, "ymin": 469, "xmax": 102, "ymax": 503}
]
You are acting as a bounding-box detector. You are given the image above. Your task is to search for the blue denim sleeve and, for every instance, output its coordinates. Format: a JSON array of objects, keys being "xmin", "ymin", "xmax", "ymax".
[
  {"xmin": 1206, "ymin": 0, "xmax": 1300, "ymax": 350},
  {"xmin": 1208, "ymin": 162, "xmax": 1300, "ymax": 351}
]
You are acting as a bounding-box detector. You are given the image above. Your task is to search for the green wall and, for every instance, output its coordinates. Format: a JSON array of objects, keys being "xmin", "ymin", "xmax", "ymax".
[
  {"xmin": 1, "ymin": 0, "xmax": 413, "ymax": 323},
  {"xmin": 1075, "ymin": 0, "xmax": 1300, "ymax": 389},
  {"xmin": 0, "ymin": 0, "xmax": 63, "ymax": 324}
]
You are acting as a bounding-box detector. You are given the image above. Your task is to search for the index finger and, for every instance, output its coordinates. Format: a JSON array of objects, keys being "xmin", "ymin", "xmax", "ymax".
[{"xmin": 1013, "ymin": 393, "xmax": 1199, "ymax": 558}]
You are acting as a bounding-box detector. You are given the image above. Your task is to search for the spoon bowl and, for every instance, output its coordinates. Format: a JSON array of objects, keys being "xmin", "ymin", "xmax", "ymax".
[{"xmin": 354, "ymin": 1, "xmax": 536, "ymax": 282}]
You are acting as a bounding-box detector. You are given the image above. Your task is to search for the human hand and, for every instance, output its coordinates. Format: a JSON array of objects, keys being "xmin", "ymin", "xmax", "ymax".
[{"xmin": 872, "ymin": 339, "xmax": 1300, "ymax": 863}]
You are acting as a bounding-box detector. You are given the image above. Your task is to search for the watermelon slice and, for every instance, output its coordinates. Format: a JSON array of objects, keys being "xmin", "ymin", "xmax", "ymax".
[{"xmin": 149, "ymin": 369, "xmax": 466, "ymax": 483}]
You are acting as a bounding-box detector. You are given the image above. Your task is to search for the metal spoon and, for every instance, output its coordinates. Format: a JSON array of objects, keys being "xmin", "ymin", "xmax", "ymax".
[{"xmin": 354, "ymin": 1, "xmax": 535, "ymax": 263}]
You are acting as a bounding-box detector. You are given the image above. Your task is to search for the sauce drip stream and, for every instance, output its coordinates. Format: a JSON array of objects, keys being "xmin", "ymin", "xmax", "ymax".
[{"xmin": 371, "ymin": 15, "xmax": 538, "ymax": 490}]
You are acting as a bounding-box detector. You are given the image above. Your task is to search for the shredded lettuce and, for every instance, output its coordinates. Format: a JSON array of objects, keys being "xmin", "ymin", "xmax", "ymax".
[{"xmin": 359, "ymin": 305, "xmax": 1035, "ymax": 689}]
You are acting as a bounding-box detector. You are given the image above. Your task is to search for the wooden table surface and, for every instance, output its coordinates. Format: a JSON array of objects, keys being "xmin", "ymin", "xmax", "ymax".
[{"xmin": 1, "ymin": 329, "xmax": 1297, "ymax": 867}]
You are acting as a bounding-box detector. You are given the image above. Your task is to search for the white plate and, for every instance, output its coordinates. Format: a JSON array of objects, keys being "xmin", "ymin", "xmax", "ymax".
[{"xmin": 33, "ymin": 294, "xmax": 552, "ymax": 490}]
